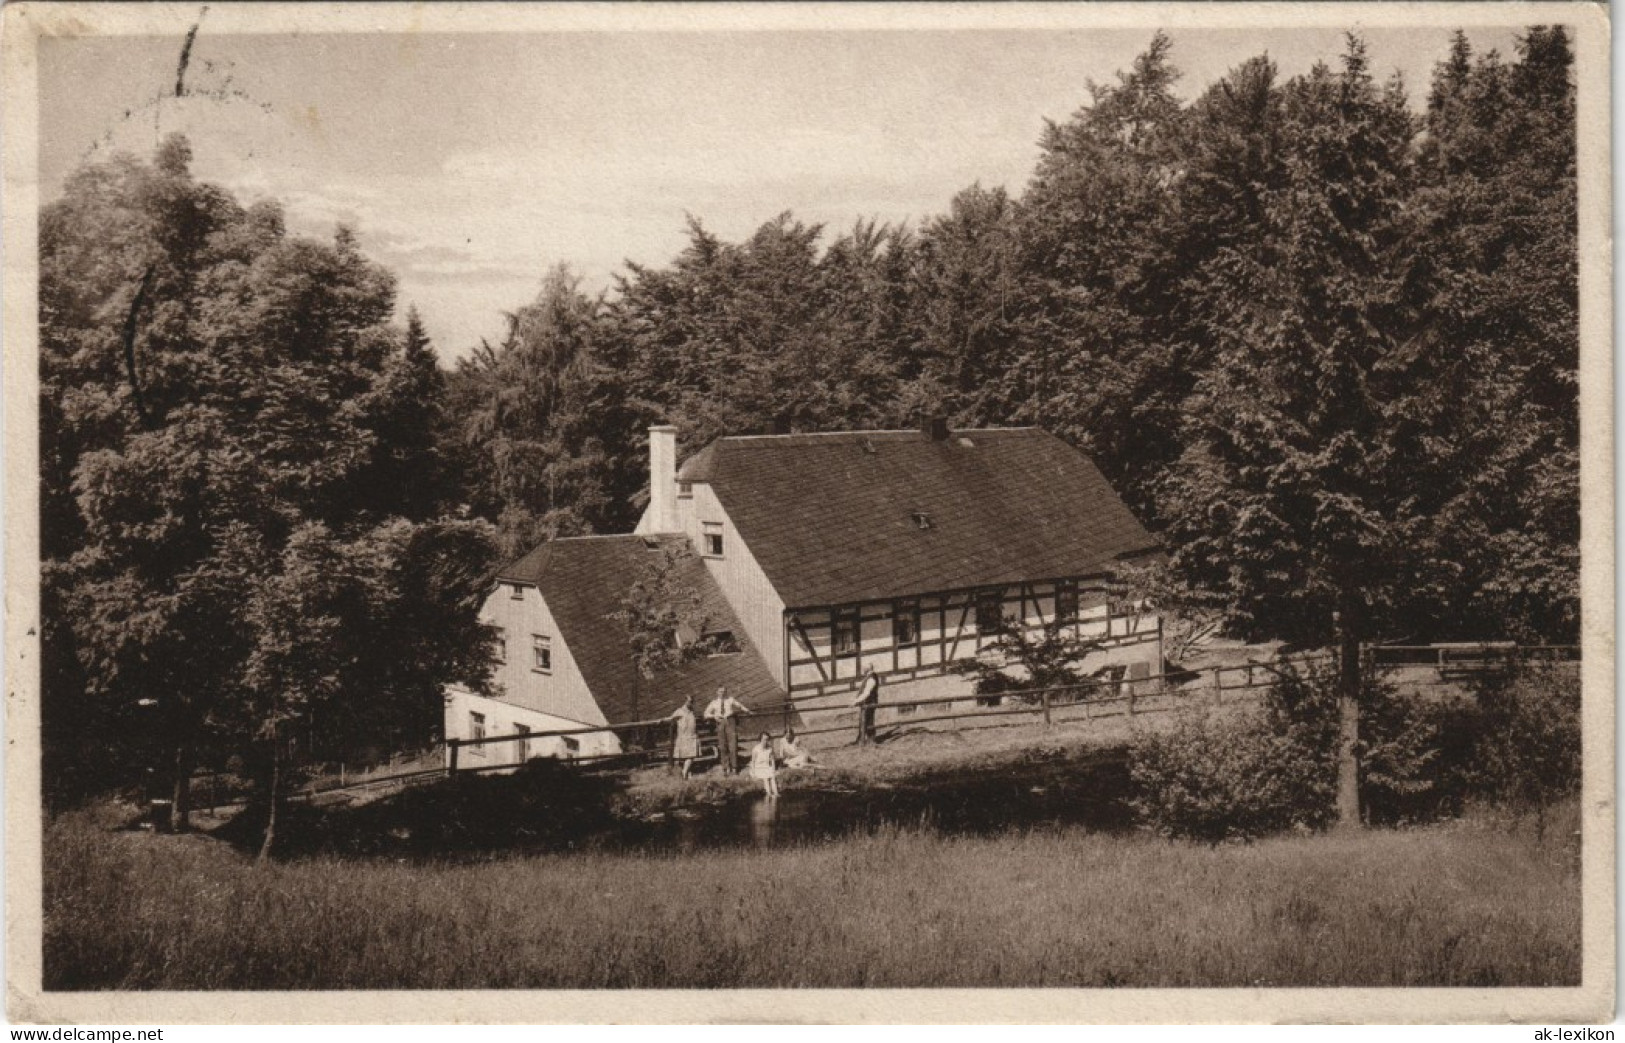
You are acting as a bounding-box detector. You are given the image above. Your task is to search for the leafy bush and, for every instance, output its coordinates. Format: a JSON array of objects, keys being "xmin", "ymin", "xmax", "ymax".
[
  {"xmin": 1129, "ymin": 659, "xmax": 1442, "ymax": 841},
  {"xmin": 1467, "ymin": 659, "xmax": 1581, "ymax": 815},
  {"xmin": 951, "ymin": 617, "xmax": 1103, "ymax": 702},
  {"xmin": 1127, "ymin": 703, "xmax": 1336, "ymax": 843}
]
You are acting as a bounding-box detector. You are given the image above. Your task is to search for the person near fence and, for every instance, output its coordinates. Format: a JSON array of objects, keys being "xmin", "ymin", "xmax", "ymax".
[
  {"xmin": 748, "ymin": 732, "xmax": 780, "ymax": 798},
  {"xmin": 852, "ymin": 667, "xmax": 881, "ymax": 746},
  {"xmin": 668, "ymin": 695, "xmax": 699, "ymax": 779},
  {"xmin": 776, "ymin": 728, "xmax": 816, "ymax": 770},
  {"xmin": 704, "ymin": 686, "xmax": 747, "ymax": 774}
]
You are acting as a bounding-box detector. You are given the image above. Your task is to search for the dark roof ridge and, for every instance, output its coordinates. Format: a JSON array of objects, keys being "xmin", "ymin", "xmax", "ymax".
[
  {"xmin": 537, "ymin": 532, "xmax": 673, "ymax": 543},
  {"xmin": 683, "ymin": 426, "xmax": 1158, "ymax": 605},
  {"xmin": 713, "ymin": 425, "xmax": 1038, "ymax": 442},
  {"xmin": 496, "ymin": 532, "xmax": 685, "ymax": 585}
]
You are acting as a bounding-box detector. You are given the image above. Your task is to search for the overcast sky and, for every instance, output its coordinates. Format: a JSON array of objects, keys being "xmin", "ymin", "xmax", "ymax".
[{"xmin": 41, "ymin": 23, "xmax": 1524, "ymax": 360}]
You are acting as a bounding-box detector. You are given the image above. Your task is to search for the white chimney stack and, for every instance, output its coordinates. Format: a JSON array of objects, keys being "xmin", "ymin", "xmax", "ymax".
[{"xmin": 648, "ymin": 424, "xmax": 678, "ymax": 533}]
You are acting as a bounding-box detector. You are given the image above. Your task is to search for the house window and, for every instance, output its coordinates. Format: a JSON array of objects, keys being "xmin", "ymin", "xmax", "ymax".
[
  {"xmin": 509, "ymin": 583, "xmax": 524, "ymax": 600},
  {"xmin": 492, "ymin": 627, "xmax": 507, "ymax": 664},
  {"xmin": 975, "ymin": 592, "xmax": 1005, "ymax": 634},
  {"xmin": 678, "ymin": 481, "xmax": 693, "ymax": 500},
  {"xmin": 832, "ymin": 609, "xmax": 859, "ymax": 656},
  {"xmin": 515, "ymin": 723, "xmax": 531, "ymax": 762},
  {"xmin": 469, "ymin": 711, "xmax": 486, "ymax": 756},
  {"xmin": 1055, "ymin": 581, "xmax": 1079, "ymax": 624},
  {"xmin": 531, "ymin": 634, "xmax": 552, "ymax": 673},
  {"xmin": 893, "ymin": 600, "xmax": 920, "ymax": 646},
  {"xmin": 561, "ymin": 735, "xmax": 581, "ymax": 757},
  {"xmin": 704, "ymin": 630, "xmax": 741, "ymax": 655},
  {"xmin": 702, "ymin": 521, "xmax": 724, "ymax": 558}
]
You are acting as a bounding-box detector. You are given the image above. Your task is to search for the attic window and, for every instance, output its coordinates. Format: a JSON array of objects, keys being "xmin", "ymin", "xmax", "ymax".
[
  {"xmin": 702, "ymin": 521, "xmax": 724, "ymax": 558},
  {"xmin": 677, "ymin": 481, "xmax": 693, "ymax": 500},
  {"xmin": 910, "ymin": 511, "xmax": 933, "ymax": 531},
  {"xmin": 509, "ymin": 583, "xmax": 524, "ymax": 600}
]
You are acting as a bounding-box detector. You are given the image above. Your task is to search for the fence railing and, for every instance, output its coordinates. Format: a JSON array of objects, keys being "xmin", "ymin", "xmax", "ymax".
[{"xmin": 435, "ymin": 642, "xmax": 1579, "ymax": 781}]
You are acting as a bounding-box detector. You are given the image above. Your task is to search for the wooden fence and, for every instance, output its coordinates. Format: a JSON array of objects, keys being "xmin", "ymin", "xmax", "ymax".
[{"xmin": 436, "ymin": 643, "xmax": 1580, "ymax": 781}]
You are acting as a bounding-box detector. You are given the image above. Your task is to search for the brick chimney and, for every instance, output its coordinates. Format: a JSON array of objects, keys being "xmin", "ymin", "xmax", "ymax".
[{"xmin": 648, "ymin": 424, "xmax": 678, "ymax": 533}]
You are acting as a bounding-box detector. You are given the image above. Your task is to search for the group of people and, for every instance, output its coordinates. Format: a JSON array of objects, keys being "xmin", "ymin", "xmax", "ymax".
[{"xmin": 665, "ymin": 684, "xmax": 826, "ymax": 796}]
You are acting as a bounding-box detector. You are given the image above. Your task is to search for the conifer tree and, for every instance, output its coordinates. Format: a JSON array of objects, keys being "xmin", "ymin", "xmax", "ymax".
[{"xmin": 1157, "ymin": 39, "xmax": 1419, "ymax": 827}]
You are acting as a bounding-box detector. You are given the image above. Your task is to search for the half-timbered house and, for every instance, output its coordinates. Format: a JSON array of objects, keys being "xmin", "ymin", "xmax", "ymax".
[{"xmin": 634, "ymin": 420, "xmax": 1164, "ymax": 722}]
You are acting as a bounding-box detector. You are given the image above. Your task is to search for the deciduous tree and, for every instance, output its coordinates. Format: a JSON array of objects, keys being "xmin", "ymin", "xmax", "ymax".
[{"xmin": 41, "ymin": 137, "xmax": 497, "ymax": 831}]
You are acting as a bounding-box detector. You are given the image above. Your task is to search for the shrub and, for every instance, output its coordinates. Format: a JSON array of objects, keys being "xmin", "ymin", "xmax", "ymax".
[
  {"xmin": 1129, "ymin": 659, "xmax": 1442, "ymax": 841},
  {"xmin": 951, "ymin": 617, "xmax": 1104, "ymax": 702},
  {"xmin": 1467, "ymin": 658, "xmax": 1581, "ymax": 819},
  {"xmin": 1128, "ymin": 703, "xmax": 1336, "ymax": 842}
]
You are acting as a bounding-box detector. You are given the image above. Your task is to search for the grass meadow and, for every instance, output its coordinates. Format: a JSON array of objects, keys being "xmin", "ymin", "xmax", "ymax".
[{"xmin": 45, "ymin": 800, "xmax": 1580, "ymax": 989}]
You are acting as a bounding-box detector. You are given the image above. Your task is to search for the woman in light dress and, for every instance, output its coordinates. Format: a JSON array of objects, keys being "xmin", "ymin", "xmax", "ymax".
[
  {"xmin": 748, "ymin": 732, "xmax": 780, "ymax": 798},
  {"xmin": 669, "ymin": 696, "xmax": 699, "ymax": 779},
  {"xmin": 776, "ymin": 728, "xmax": 815, "ymax": 770}
]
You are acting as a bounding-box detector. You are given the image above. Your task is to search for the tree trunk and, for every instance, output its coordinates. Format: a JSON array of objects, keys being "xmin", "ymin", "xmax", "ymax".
[
  {"xmin": 170, "ymin": 743, "xmax": 194, "ymax": 833},
  {"xmin": 258, "ymin": 740, "xmax": 282, "ymax": 862},
  {"xmin": 1334, "ymin": 603, "xmax": 1363, "ymax": 830}
]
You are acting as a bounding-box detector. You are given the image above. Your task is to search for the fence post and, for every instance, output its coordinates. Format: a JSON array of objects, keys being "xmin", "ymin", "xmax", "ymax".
[
  {"xmin": 448, "ymin": 740, "xmax": 460, "ymax": 777},
  {"xmin": 1127, "ymin": 678, "xmax": 1136, "ymax": 716},
  {"xmin": 1212, "ymin": 666, "xmax": 1223, "ymax": 706},
  {"xmin": 1041, "ymin": 687, "xmax": 1052, "ymax": 729}
]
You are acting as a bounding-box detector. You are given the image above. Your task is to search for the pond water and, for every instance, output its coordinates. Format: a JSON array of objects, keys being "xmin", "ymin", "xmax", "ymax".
[
  {"xmin": 253, "ymin": 748, "xmax": 1139, "ymax": 862},
  {"xmin": 609, "ymin": 752, "xmax": 1136, "ymax": 853}
]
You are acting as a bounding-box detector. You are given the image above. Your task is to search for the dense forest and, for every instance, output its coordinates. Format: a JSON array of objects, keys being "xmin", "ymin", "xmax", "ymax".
[{"xmin": 40, "ymin": 30, "xmax": 1578, "ymax": 812}]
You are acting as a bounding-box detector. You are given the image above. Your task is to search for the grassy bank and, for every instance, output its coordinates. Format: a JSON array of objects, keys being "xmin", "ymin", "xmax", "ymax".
[
  {"xmin": 46, "ymin": 801, "xmax": 1579, "ymax": 989},
  {"xmin": 614, "ymin": 724, "xmax": 1132, "ymax": 817}
]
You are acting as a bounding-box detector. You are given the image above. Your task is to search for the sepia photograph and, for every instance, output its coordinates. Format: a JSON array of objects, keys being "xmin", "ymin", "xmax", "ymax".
[{"xmin": 3, "ymin": 0, "xmax": 1612, "ymax": 1025}]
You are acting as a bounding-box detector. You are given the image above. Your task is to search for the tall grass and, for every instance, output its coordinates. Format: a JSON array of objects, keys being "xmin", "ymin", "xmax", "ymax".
[{"xmin": 46, "ymin": 802, "xmax": 1579, "ymax": 989}]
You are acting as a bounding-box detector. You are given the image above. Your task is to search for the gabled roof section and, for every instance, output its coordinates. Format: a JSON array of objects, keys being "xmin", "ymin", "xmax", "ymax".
[
  {"xmin": 678, "ymin": 427, "xmax": 1159, "ymax": 607},
  {"xmin": 499, "ymin": 534, "xmax": 784, "ymax": 725}
]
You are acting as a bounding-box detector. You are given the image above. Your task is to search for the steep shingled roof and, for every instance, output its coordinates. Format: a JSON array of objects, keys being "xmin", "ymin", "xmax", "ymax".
[
  {"xmin": 498, "ymin": 535, "xmax": 784, "ymax": 725},
  {"xmin": 679, "ymin": 427, "xmax": 1159, "ymax": 608}
]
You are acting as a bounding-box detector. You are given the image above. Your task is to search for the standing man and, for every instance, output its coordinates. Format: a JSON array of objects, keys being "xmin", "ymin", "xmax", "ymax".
[
  {"xmin": 852, "ymin": 667, "xmax": 881, "ymax": 746},
  {"xmin": 704, "ymin": 685, "xmax": 747, "ymax": 774}
]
